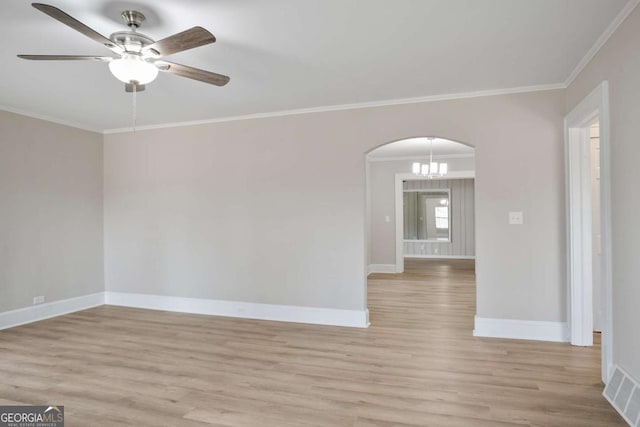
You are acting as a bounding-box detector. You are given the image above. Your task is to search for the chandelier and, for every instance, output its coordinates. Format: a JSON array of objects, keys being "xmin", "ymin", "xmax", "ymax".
[{"xmin": 412, "ymin": 137, "xmax": 448, "ymax": 178}]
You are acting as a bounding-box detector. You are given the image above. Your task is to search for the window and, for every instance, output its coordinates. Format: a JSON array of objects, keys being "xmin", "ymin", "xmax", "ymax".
[{"xmin": 435, "ymin": 206, "xmax": 449, "ymax": 229}]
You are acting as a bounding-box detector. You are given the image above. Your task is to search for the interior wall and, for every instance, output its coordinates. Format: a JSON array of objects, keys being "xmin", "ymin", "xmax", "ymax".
[
  {"xmin": 104, "ymin": 118, "xmax": 369, "ymax": 310},
  {"xmin": 566, "ymin": 4, "xmax": 640, "ymax": 381},
  {"xmin": 104, "ymin": 89, "xmax": 565, "ymax": 322},
  {"xmin": 0, "ymin": 111, "xmax": 104, "ymax": 312}
]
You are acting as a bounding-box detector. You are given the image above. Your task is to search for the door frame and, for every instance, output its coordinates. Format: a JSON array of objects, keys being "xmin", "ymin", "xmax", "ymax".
[
  {"xmin": 394, "ymin": 171, "xmax": 475, "ymax": 273},
  {"xmin": 564, "ymin": 81, "xmax": 612, "ymax": 383}
]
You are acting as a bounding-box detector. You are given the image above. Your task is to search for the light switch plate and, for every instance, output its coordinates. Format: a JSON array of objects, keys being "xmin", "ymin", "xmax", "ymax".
[{"xmin": 509, "ymin": 211, "xmax": 523, "ymax": 225}]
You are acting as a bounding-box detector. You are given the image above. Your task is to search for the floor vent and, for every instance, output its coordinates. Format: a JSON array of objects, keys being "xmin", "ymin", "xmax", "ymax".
[{"xmin": 604, "ymin": 366, "xmax": 640, "ymax": 426}]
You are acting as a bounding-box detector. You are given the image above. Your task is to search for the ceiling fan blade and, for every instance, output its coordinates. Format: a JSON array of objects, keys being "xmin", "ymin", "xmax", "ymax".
[
  {"xmin": 157, "ymin": 61, "xmax": 229, "ymax": 86},
  {"xmin": 125, "ymin": 83, "xmax": 145, "ymax": 92},
  {"xmin": 143, "ymin": 27, "xmax": 215, "ymax": 58},
  {"xmin": 18, "ymin": 54, "xmax": 113, "ymax": 62},
  {"xmin": 32, "ymin": 3, "xmax": 122, "ymax": 54}
]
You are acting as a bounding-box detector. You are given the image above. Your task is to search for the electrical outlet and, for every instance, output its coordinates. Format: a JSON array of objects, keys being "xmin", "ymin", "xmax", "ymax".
[
  {"xmin": 509, "ymin": 211, "xmax": 524, "ymax": 225},
  {"xmin": 33, "ymin": 296, "xmax": 45, "ymax": 305}
]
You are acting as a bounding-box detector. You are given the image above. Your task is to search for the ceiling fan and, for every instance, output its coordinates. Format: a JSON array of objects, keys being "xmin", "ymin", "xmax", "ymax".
[{"xmin": 18, "ymin": 3, "xmax": 230, "ymax": 92}]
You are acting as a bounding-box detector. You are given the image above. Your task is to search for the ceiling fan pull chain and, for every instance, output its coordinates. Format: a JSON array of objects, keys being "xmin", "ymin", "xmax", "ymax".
[{"xmin": 132, "ymin": 86, "xmax": 137, "ymax": 133}]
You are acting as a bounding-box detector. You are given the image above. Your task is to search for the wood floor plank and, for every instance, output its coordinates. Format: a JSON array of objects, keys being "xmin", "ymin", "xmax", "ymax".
[{"xmin": 0, "ymin": 259, "xmax": 625, "ymax": 426}]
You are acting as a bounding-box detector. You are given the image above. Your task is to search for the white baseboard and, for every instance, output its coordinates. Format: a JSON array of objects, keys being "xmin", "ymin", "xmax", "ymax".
[
  {"xmin": 105, "ymin": 292, "xmax": 370, "ymax": 328},
  {"xmin": 405, "ymin": 255, "xmax": 476, "ymax": 260},
  {"xmin": 0, "ymin": 292, "xmax": 105, "ymax": 330},
  {"xmin": 0, "ymin": 291, "xmax": 370, "ymax": 330},
  {"xmin": 367, "ymin": 264, "xmax": 398, "ymax": 274},
  {"xmin": 473, "ymin": 316, "xmax": 569, "ymax": 342}
]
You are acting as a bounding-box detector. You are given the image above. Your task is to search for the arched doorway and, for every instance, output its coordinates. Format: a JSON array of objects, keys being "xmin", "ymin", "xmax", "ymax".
[
  {"xmin": 364, "ymin": 136, "xmax": 476, "ymax": 330},
  {"xmin": 365, "ymin": 136, "xmax": 476, "ymax": 275}
]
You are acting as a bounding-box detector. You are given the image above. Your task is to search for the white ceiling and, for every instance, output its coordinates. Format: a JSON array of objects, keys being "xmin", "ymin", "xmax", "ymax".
[
  {"xmin": 368, "ymin": 138, "xmax": 474, "ymax": 160},
  {"xmin": 0, "ymin": 0, "xmax": 632, "ymax": 131}
]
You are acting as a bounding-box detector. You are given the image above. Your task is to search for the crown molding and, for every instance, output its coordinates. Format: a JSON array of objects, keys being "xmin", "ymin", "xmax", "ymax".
[
  {"xmin": 564, "ymin": 0, "xmax": 640, "ymax": 87},
  {"xmin": 3, "ymin": 83, "xmax": 564, "ymax": 135},
  {"xmin": 103, "ymin": 83, "xmax": 565, "ymax": 134},
  {"xmin": 0, "ymin": 104, "xmax": 102, "ymax": 134},
  {"xmin": 367, "ymin": 153, "xmax": 475, "ymax": 163}
]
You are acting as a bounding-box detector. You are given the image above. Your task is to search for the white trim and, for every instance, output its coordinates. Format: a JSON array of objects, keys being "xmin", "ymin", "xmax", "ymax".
[
  {"xmin": 403, "ymin": 239, "xmax": 452, "ymax": 242},
  {"xmin": 104, "ymin": 292, "xmax": 370, "ymax": 328},
  {"xmin": 2, "ymin": 84, "xmax": 564, "ymax": 134},
  {"xmin": 395, "ymin": 171, "xmax": 475, "ymax": 273},
  {"xmin": 473, "ymin": 316, "xmax": 569, "ymax": 342},
  {"xmin": 367, "ymin": 264, "xmax": 399, "ymax": 274},
  {"xmin": 564, "ymin": 81, "xmax": 613, "ymax": 383},
  {"xmin": 564, "ymin": 0, "xmax": 640, "ymax": 86},
  {"xmin": 0, "ymin": 292, "xmax": 371, "ymax": 330},
  {"xmin": 0, "ymin": 293, "xmax": 105, "ymax": 330},
  {"xmin": 367, "ymin": 153, "xmax": 475, "ymax": 163},
  {"xmin": 103, "ymin": 84, "xmax": 564, "ymax": 134},
  {"xmin": 0, "ymin": 104, "xmax": 102, "ymax": 134},
  {"xmin": 566, "ymin": 125, "xmax": 594, "ymax": 346},
  {"xmin": 405, "ymin": 255, "xmax": 475, "ymax": 260}
]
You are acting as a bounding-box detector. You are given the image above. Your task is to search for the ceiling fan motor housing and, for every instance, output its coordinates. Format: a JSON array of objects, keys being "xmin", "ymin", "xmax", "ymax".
[
  {"xmin": 121, "ymin": 10, "xmax": 145, "ymax": 28},
  {"xmin": 110, "ymin": 10, "xmax": 154, "ymax": 53},
  {"xmin": 110, "ymin": 31, "xmax": 154, "ymax": 53}
]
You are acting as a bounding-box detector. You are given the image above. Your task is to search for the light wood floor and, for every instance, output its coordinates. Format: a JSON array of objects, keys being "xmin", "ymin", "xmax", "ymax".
[{"xmin": 0, "ymin": 259, "xmax": 625, "ymax": 426}]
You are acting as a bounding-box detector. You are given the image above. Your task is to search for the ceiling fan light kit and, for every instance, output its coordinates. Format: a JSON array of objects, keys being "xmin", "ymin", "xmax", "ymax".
[
  {"xmin": 18, "ymin": 3, "xmax": 230, "ymax": 92},
  {"xmin": 109, "ymin": 54, "xmax": 158, "ymax": 85}
]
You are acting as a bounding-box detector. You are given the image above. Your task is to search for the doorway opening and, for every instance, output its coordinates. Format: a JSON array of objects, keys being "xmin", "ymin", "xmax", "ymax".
[
  {"xmin": 365, "ymin": 136, "xmax": 475, "ymax": 274},
  {"xmin": 364, "ymin": 136, "xmax": 476, "ymax": 333},
  {"xmin": 565, "ymin": 81, "xmax": 612, "ymax": 383}
]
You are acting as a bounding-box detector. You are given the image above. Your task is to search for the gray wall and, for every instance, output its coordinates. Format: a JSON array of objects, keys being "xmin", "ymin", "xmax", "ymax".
[
  {"xmin": 105, "ymin": 89, "xmax": 566, "ymax": 323},
  {"xmin": 0, "ymin": 110, "xmax": 104, "ymax": 312},
  {"xmin": 567, "ymin": 5, "xmax": 640, "ymax": 382},
  {"xmin": 403, "ymin": 178, "xmax": 475, "ymax": 257},
  {"xmin": 368, "ymin": 157, "xmax": 474, "ymax": 264}
]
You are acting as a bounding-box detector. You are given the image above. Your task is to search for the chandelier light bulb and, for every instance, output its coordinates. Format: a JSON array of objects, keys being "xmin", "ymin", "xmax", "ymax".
[{"xmin": 411, "ymin": 138, "xmax": 449, "ymax": 179}]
